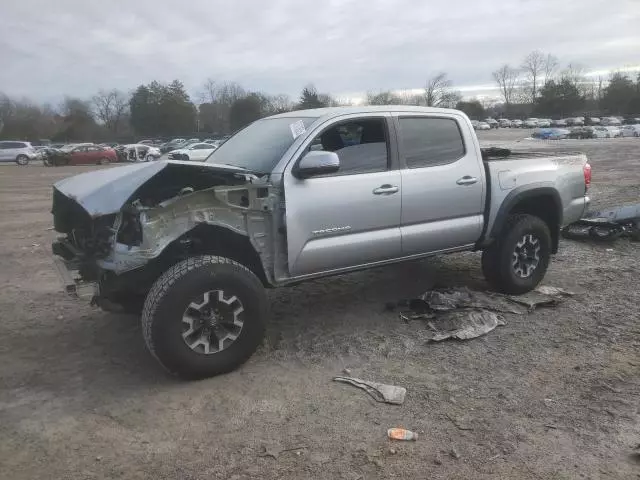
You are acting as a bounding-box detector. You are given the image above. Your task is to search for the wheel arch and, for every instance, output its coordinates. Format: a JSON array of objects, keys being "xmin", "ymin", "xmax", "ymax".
[
  {"xmin": 489, "ymin": 186, "xmax": 563, "ymax": 253},
  {"xmin": 169, "ymin": 223, "xmax": 270, "ymax": 286}
]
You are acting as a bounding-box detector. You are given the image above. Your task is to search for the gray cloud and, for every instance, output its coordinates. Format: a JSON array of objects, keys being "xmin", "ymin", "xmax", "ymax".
[{"xmin": 1, "ymin": 0, "xmax": 639, "ymax": 102}]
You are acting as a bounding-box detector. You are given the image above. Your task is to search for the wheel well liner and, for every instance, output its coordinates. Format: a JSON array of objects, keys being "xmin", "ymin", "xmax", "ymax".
[
  {"xmin": 490, "ymin": 186, "xmax": 563, "ymax": 253},
  {"xmin": 173, "ymin": 224, "xmax": 269, "ymax": 285}
]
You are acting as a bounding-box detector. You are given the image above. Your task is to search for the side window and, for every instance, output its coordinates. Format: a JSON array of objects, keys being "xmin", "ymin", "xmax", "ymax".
[
  {"xmin": 309, "ymin": 118, "xmax": 389, "ymax": 175},
  {"xmin": 398, "ymin": 117, "xmax": 465, "ymax": 168},
  {"xmin": 0, "ymin": 142, "xmax": 9, "ymax": 149}
]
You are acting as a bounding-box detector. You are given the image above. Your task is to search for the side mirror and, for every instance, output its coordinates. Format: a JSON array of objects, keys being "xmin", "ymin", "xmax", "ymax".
[{"xmin": 294, "ymin": 150, "xmax": 340, "ymax": 179}]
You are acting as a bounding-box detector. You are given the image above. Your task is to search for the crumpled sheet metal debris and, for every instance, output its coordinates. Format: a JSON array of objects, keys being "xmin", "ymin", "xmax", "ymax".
[
  {"xmin": 399, "ymin": 286, "xmax": 574, "ymax": 341},
  {"xmin": 427, "ymin": 311, "xmax": 506, "ymax": 341},
  {"xmin": 333, "ymin": 376, "xmax": 406, "ymax": 405}
]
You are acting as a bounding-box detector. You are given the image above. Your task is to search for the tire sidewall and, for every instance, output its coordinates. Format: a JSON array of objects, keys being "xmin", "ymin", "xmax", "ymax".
[
  {"xmin": 16, "ymin": 155, "xmax": 29, "ymax": 165},
  {"xmin": 500, "ymin": 216, "xmax": 551, "ymax": 293},
  {"xmin": 147, "ymin": 260, "xmax": 267, "ymax": 378},
  {"xmin": 496, "ymin": 216, "xmax": 551, "ymax": 294}
]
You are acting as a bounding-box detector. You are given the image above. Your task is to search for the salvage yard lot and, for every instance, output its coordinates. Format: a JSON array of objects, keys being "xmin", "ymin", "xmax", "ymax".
[{"xmin": 0, "ymin": 129, "xmax": 638, "ymax": 479}]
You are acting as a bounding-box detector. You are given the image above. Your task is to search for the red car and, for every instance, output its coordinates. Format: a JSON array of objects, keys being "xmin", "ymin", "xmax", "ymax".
[{"xmin": 58, "ymin": 144, "xmax": 118, "ymax": 165}]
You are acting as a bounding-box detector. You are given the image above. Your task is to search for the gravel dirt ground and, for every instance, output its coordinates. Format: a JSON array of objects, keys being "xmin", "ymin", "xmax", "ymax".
[{"xmin": 0, "ymin": 129, "xmax": 638, "ymax": 479}]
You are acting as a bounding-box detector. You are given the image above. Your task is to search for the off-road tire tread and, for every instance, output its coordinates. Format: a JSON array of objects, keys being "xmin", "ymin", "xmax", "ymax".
[
  {"xmin": 141, "ymin": 255, "xmax": 266, "ymax": 378},
  {"xmin": 482, "ymin": 214, "xmax": 551, "ymax": 294}
]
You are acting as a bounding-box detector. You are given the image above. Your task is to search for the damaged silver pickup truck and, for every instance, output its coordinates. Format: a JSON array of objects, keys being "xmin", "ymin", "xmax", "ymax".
[{"xmin": 51, "ymin": 106, "xmax": 591, "ymax": 379}]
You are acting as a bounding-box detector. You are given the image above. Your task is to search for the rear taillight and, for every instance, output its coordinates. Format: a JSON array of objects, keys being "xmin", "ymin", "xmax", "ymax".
[{"xmin": 583, "ymin": 162, "xmax": 592, "ymax": 189}]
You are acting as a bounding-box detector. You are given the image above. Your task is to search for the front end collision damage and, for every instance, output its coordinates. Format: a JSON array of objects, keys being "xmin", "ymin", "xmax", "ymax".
[
  {"xmin": 99, "ymin": 182, "xmax": 278, "ymax": 283},
  {"xmin": 51, "ymin": 161, "xmax": 283, "ymax": 305}
]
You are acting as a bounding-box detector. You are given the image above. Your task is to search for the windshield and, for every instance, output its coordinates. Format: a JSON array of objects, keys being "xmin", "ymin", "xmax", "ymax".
[
  {"xmin": 60, "ymin": 144, "xmax": 77, "ymax": 152},
  {"xmin": 205, "ymin": 116, "xmax": 318, "ymax": 173}
]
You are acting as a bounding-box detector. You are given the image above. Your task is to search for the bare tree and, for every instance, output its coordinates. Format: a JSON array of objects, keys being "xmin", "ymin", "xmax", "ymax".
[
  {"xmin": 492, "ymin": 65, "xmax": 520, "ymax": 107},
  {"xmin": 265, "ymin": 94, "xmax": 293, "ymax": 113},
  {"xmin": 424, "ymin": 73, "xmax": 461, "ymax": 108},
  {"xmin": 562, "ymin": 63, "xmax": 591, "ymax": 97},
  {"xmin": 543, "ymin": 54, "xmax": 559, "ymax": 85},
  {"xmin": 199, "ymin": 78, "xmax": 217, "ymax": 104},
  {"xmin": 92, "ymin": 89, "xmax": 128, "ymax": 134},
  {"xmin": 521, "ymin": 51, "xmax": 546, "ymax": 103},
  {"xmin": 366, "ymin": 90, "xmax": 402, "ymax": 105}
]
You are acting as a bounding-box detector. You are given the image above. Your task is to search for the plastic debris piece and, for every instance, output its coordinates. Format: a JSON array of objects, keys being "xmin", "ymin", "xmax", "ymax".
[
  {"xmin": 427, "ymin": 311, "xmax": 506, "ymax": 342},
  {"xmin": 535, "ymin": 286, "xmax": 575, "ymax": 297},
  {"xmin": 387, "ymin": 428, "xmax": 417, "ymax": 441},
  {"xmin": 333, "ymin": 376, "xmax": 406, "ymax": 405},
  {"xmin": 508, "ymin": 291, "xmax": 557, "ymax": 311}
]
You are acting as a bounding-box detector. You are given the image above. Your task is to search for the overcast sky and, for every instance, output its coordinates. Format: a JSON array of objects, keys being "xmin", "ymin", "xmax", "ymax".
[{"xmin": 1, "ymin": 0, "xmax": 639, "ymax": 103}]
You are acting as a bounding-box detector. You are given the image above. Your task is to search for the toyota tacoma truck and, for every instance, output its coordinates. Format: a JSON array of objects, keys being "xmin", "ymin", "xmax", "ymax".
[{"xmin": 51, "ymin": 106, "xmax": 591, "ymax": 379}]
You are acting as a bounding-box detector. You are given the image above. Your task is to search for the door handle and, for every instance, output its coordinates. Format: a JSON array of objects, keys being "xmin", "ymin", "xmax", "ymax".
[
  {"xmin": 373, "ymin": 184, "xmax": 399, "ymax": 195},
  {"xmin": 456, "ymin": 176, "xmax": 478, "ymax": 186}
]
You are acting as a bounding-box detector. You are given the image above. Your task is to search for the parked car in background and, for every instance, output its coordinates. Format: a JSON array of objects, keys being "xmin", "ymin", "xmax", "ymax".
[
  {"xmin": 511, "ymin": 119, "xmax": 523, "ymax": 128},
  {"xmin": 568, "ymin": 127, "xmax": 596, "ymax": 139},
  {"xmin": 601, "ymin": 117, "xmax": 622, "ymax": 126},
  {"xmin": 167, "ymin": 142, "xmax": 217, "ymax": 161},
  {"xmin": 498, "ymin": 118, "xmax": 512, "ymax": 128},
  {"xmin": 160, "ymin": 138, "xmax": 187, "ymax": 153},
  {"xmin": 0, "ymin": 141, "xmax": 39, "ymax": 165},
  {"xmin": 476, "ymin": 122, "xmax": 491, "ymax": 130},
  {"xmin": 187, "ymin": 138, "xmax": 200, "ymax": 143},
  {"xmin": 585, "ymin": 117, "xmax": 601, "ymax": 125},
  {"xmin": 605, "ymin": 126, "xmax": 622, "ymax": 138},
  {"xmin": 623, "ymin": 117, "xmax": 640, "ymax": 125},
  {"xmin": 56, "ymin": 144, "xmax": 117, "ymax": 165},
  {"xmin": 550, "ymin": 119, "xmax": 567, "ymax": 127},
  {"xmin": 121, "ymin": 144, "xmax": 162, "ymax": 162},
  {"xmin": 484, "ymin": 118, "xmax": 499, "ymax": 129},
  {"xmin": 620, "ymin": 125, "xmax": 640, "ymax": 137},
  {"xmin": 470, "ymin": 120, "xmax": 479, "ymax": 129},
  {"xmin": 524, "ymin": 118, "xmax": 539, "ymax": 128},
  {"xmin": 565, "ymin": 118, "xmax": 584, "ymax": 126},
  {"xmin": 532, "ymin": 128, "xmax": 570, "ymax": 140}
]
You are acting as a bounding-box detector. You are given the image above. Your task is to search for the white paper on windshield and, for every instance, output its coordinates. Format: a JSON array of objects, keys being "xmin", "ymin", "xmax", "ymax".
[{"xmin": 290, "ymin": 120, "xmax": 306, "ymax": 139}]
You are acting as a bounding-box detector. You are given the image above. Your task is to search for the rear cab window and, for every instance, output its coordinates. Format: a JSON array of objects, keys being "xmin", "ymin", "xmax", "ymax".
[{"xmin": 397, "ymin": 117, "xmax": 466, "ymax": 168}]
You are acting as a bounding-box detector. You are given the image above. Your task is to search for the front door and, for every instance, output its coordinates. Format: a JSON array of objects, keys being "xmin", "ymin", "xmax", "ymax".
[
  {"xmin": 395, "ymin": 114, "xmax": 485, "ymax": 256},
  {"xmin": 283, "ymin": 116, "xmax": 402, "ymax": 277}
]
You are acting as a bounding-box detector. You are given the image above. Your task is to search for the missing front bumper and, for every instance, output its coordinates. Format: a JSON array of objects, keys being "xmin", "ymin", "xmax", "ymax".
[{"xmin": 52, "ymin": 256, "xmax": 96, "ymax": 298}]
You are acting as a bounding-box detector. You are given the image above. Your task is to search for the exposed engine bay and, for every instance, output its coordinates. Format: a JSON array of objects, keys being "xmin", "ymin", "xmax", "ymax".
[{"xmin": 51, "ymin": 161, "xmax": 284, "ymax": 307}]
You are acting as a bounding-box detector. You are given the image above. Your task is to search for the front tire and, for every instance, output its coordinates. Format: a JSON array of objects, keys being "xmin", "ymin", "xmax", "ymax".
[
  {"xmin": 16, "ymin": 155, "xmax": 29, "ymax": 166},
  {"xmin": 482, "ymin": 214, "xmax": 551, "ymax": 294},
  {"xmin": 141, "ymin": 256, "xmax": 268, "ymax": 379}
]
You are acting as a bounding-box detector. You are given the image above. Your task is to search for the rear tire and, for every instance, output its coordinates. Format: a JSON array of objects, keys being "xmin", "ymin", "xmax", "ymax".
[
  {"xmin": 98, "ymin": 157, "xmax": 110, "ymax": 165},
  {"xmin": 141, "ymin": 256, "xmax": 268, "ymax": 379},
  {"xmin": 482, "ymin": 214, "xmax": 551, "ymax": 294},
  {"xmin": 16, "ymin": 155, "xmax": 29, "ymax": 166}
]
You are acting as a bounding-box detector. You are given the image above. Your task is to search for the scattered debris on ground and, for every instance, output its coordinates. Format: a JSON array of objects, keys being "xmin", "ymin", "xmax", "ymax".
[
  {"xmin": 393, "ymin": 286, "xmax": 575, "ymax": 341},
  {"xmin": 387, "ymin": 428, "xmax": 418, "ymax": 441},
  {"xmin": 258, "ymin": 444, "xmax": 307, "ymax": 459},
  {"xmin": 428, "ymin": 311, "xmax": 506, "ymax": 341},
  {"xmin": 563, "ymin": 203, "xmax": 640, "ymax": 242},
  {"xmin": 333, "ymin": 376, "xmax": 406, "ymax": 405}
]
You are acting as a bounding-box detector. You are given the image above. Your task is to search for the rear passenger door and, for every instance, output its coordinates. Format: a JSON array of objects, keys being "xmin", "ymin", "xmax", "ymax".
[{"xmin": 395, "ymin": 114, "xmax": 484, "ymax": 256}]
